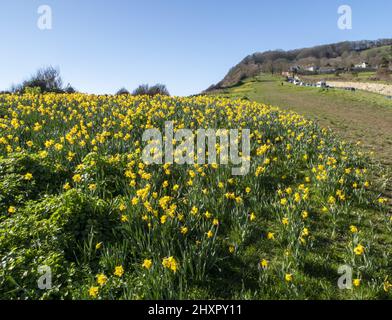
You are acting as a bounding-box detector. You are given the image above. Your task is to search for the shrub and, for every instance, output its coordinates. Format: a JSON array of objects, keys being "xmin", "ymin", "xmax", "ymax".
[
  {"xmin": 22, "ymin": 66, "xmax": 63, "ymax": 93},
  {"xmin": 115, "ymin": 88, "xmax": 130, "ymax": 95},
  {"xmin": 0, "ymin": 152, "xmax": 68, "ymax": 212},
  {"xmin": 132, "ymin": 84, "xmax": 150, "ymax": 96},
  {"xmin": 12, "ymin": 66, "xmax": 76, "ymax": 94},
  {"xmin": 148, "ymin": 84, "xmax": 170, "ymax": 96},
  {"xmin": 78, "ymin": 152, "xmax": 128, "ymax": 198},
  {"xmin": 64, "ymin": 84, "xmax": 77, "ymax": 94},
  {"xmin": 0, "ymin": 189, "xmax": 121, "ymax": 299},
  {"xmin": 132, "ymin": 84, "xmax": 170, "ymax": 96}
]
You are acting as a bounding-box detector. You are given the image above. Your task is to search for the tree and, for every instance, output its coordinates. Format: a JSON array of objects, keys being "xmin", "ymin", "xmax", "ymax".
[
  {"xmin": 132, "ymin": 84, "xmax": 170, "ymax": 96},
  {"xmin": 64, "ymin": 84, "xmax": 77, "ymax": 94},
  {"xmin": 10, "ymin": 66, "xmax": 78, "ymax": 94},
  {"xmin": 376, "ymin": 56, "xmax": 391, "ymax": 79},
  {"xmin": 274, "ymin": 58, "xmax": 289, "ymax": 74},
  {"xmin": 116, "ymin": 88, "xmax": 130, "ymax": 95},
  {"xmin": 263, "ymin": 60, "xmax": 275, "ymax": 75},
  {"xmin": 132, "ymin": 84, "xmax": 150, "ymax": 96},
  {"xmin": 22, "ymin": 66, "xmax": 63, "ymax": 93},
  {"xmin": 148, "ymin": 84, "xmax": 170, "ymax": 96}
]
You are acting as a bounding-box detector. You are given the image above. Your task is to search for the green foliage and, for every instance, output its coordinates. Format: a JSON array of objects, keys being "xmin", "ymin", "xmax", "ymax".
[
  {"xmin": 0, "ymin": 93, "xmax": 390, "ymax": 300},
  {"xmin": 0, "ymin": 189, "xmax": 121, "ymax": 299},
  {"xmin": 0, "ymin": 152, "xmax": 68, "ymax": 213},
  {"xmin": 132, "ymin": 84, "xmax": 170, "ymax": 96},
  {"xmin": 24, "ymin": 87, "xmax": 42, "ymax": 95}
]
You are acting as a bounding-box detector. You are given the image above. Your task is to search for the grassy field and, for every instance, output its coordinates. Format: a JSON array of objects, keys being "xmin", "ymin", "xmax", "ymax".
[
  {"xmin": 212, "ymin": 75, "xmax": 392, "ymax": 169},
  {"xmin": 0, "ymin": 93, "xmax": 391, "ymax": 300},
  {"xmin": 301, "ymin": 72, "xmax": 392, "ymax": 85}
]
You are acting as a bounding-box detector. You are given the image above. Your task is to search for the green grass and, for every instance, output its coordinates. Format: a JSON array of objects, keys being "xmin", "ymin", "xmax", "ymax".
[
  {"xmin": 0, "ymin": 93, "xmax": 391, "ymax": 300},
  {"xmin": 206, "ymin": 75, "xmax": 392, "ymax": 300},
  {"xmin": 212, "ymin": 74, "xmax": 392, "ymax": 167},
  {"xmin": 302, "ymin": 72, "xmax": 391, "ymax": 85},
  {"xmin": 363, "ymin": 45, "xmax": 392, "ymax": 57}
]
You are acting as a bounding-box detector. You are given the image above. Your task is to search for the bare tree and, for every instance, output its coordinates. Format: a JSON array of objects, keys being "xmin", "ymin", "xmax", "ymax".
[
  {"xmin": 132, "ymin": 84, "xmax": 150, "ymax": 96},
  {"xmin": 23, "ymin": 66, "xmax": 63, "ymax": 92},
  {"xmin": 148, "ymin": 84, "xmax": 170, "ymax": 96},
  {"xmin": 132, "ymin": 84, "xmax": 170, "ymax": 96},
  {"xmin": 116, "ymin": 87, "xmax": 130, "ymax": 95},
  {"xmin": 11, "ymin": 66, "xmax": 66, "ymax": 93}
]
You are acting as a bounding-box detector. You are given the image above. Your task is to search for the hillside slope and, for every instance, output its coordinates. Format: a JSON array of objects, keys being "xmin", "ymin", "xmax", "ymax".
[
  {"xmin": 207, "ymin": 39, "xmax": 392, "ymax": 90},
  {"xmin": 208, "ymin": 74, "xmax": 392, "ymax": 168},
  {"xmin": 0, "ymin": 93, "xmax": 391, "ymax": 300}
]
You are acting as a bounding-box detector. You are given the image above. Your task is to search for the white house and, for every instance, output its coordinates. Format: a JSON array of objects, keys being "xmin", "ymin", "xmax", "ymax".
[
  {"xmin": 304, "ymin": 66, "xmax": 318, "ymax": 72},
  {"xmin": 354, "ymin": 62, "xmax": 369, "ymax": 69}
]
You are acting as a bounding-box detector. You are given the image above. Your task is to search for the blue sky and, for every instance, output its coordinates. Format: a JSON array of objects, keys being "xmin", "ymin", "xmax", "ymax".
[{"xmin": 0, "ymin": 0, "xmax": 391, "ymax": 96}]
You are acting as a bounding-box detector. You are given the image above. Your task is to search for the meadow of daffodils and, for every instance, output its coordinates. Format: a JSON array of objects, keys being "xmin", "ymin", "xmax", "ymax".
[{"xmin": 0, "ymin": 93, "xmax": 390, "ymax": 300}]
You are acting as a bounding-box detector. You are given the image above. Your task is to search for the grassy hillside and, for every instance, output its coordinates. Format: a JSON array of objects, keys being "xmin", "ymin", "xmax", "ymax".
[
  {"xmin": 363, "ymin": 45, "xmax": 392, "ymax": 57},
  {"xmin": 209, "ymin": 75, "xmax": 392, "ymax": 168},
  {"xmin": 207, "ymin": 39, "xmax": 392, "ymax": 90},
  {"xmin": 301, "ymin": 72, "xmax": 392, "ymax": 85},
  {"xmin": 0, "ymin": 93, "xmax": 391, "ymax": 300}
]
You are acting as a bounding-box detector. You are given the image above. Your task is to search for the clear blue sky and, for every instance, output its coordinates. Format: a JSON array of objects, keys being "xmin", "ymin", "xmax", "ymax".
[{"xmin": 1, "ymin": 0, "xmax": 391, "ymax": 96}]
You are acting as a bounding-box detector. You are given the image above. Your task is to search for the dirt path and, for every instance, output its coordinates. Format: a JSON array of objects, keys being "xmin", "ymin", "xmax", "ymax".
[{"xmin": 327, "ymin": 81, "xmax": 392, "ymax": 96}]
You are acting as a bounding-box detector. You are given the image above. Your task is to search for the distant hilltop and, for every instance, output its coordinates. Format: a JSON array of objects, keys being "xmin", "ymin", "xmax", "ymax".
[{"xmin": 206, "ymin": 39, "xmax": 392, "ymax": 91}]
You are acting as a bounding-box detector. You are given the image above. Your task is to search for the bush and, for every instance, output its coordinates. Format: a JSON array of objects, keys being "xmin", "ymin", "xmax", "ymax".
[
  {"xmin": 78, "ymin": 152, "xmax": 128, "ymax": 198},
  {"xmin": 64, "ymin": 84, "xmax": 77, "ymax": 94},
  {"xmin": 115, "ymin": 88, "xmax": 130, "ymax": 95},
  {"xmin": 132, "ymin": 84, "xmax": 170, "ymax": 96},
  {"xmin": 0, "ymin": 152, "xmax": 68, "ymax": 212},
  {"xmin": 12, "ymin": 66, "xmax": 76, "ymax": 94},
  {"xmin": 0, "ymin": 189, "xmax": 121, "ymax": 299},
  {"xmin": 0, "ymin": 204, "xmax": 73, "ymax": 299},
  {"xmin": 148, "ymin": 84, "xmax": 170, "ymax": 96},
  {"xmin": 22, "ymin": 66, "xmax": 63, "ymax": 93},
  {"xmin": 132, "ymin": 84, "xmax": 150, "ymax": 96}
]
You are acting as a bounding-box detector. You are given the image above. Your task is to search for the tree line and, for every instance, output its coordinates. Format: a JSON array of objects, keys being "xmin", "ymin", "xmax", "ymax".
[{"xmin": 1, "ymin": 66, "xmax": 170, "ymax": 96}]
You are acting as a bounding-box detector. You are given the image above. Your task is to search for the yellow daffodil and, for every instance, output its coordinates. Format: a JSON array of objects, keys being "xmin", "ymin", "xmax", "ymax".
[
  {"xmin": 24, "ymin": 173, "xmax": 33, "ymax": 181},
  {"xmin": 353, "ymin": 279, "xmax": 361, "ymax": 287},
  {"xmin": 162, "ymin": 256, "xmax": 178, "ymax": 273},
  {"xmin": 142, "ymin": 259, "xmax": 153, "ymax": 270},
  {"xmin": 350, "ymin": 226, "xmax": 358, "ymax": 234},
  {"xmin": 180, "ymin": 226, "xmax": 188, "ymax": 235},
  {"xmin": 8, "ymin": 206, "xmax": 16, "ymax": 214},
  {"xmin": 114, "ymin": 265, "xmax": 124, "ymax": 277},
  {"xmin": 260, "ymin": 259, "xmax": 269, "ymax": 269},
  {"xmin": 285, "ymin": 273, "xmax": 293, "ymax": 282},
  {"xmin": 267, "ymin": 232, "xmax": 275, "ymax": 240},
  {"xmin": 96, "ymin": 274, "xmax": 108, "ymax": 286},
  {"xmin": 354, "ymin": 244, "xmax": 365, "ymax": 256},
  {"xmin": 89, "ymin": 286, "xmax": 99, "ymax": 298}
]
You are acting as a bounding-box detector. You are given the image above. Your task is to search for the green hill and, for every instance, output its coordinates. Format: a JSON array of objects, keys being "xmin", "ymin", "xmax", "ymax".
[
  {"xmin": 207, "ymin": 39, "xmax": 392, "ymax": 90},
  {"xmin": 208, "ymin": 74, "xmax": 392, "ymax": 168}
]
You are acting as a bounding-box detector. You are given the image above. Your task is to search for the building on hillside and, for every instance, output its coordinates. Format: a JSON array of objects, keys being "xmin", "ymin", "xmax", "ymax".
[
  {"xmin": 354, "ymin": 62, "xmax": 369, "ymax": 69},
  {"xmin": 304, "ymin": 65, "xmax": 318, "ymax": 72}
]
